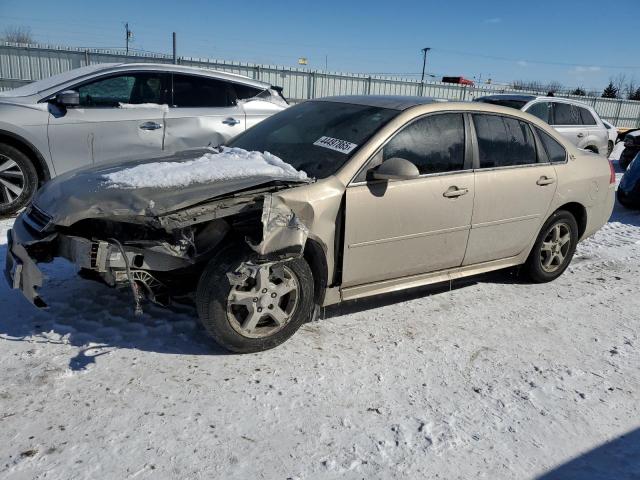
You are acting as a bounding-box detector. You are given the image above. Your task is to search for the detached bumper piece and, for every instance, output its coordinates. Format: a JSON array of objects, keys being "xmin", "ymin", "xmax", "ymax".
[{"xmin": 5, "ymin": 229, "xmax": 47, "ymax": 308}]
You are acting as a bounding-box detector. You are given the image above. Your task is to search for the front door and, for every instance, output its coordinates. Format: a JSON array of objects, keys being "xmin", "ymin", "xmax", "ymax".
[
  {"xmin": 163, "ymin": 73, "xmax": 246, "ymax": 153},
  {"xmin": 342, "ymin": 112, "xmax": 474, "ymax": 287},
  {"xmin": 463, "ymin": 113, "xmax": 557, "ymax": 265},
  {"xmin": 47, "ymin": 72, "xmax": 168, "ymax": 175}
]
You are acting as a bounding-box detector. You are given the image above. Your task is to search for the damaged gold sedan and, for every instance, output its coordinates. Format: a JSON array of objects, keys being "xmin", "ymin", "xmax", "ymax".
[{"xmin": 5, "ymin": 97, "xmax": 615, "ymax": 352}]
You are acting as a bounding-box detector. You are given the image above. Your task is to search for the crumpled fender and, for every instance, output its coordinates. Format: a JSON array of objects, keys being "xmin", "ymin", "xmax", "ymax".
[{"xmin": 248, "ymin": 193, "xmax": 309, "ymax": 259}]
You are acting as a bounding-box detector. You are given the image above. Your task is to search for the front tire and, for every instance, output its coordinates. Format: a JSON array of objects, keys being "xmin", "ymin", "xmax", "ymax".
[
  {"xmin": 196, "ymin": 245, "xmax": 315, "ymax": 353},
  {"xmin": 523, "ymin": 210, "xmax": 579, "ymax": 283},
  {"xmin": 0, "ymin": 143, "xmax": 38, "ymax": 217}
]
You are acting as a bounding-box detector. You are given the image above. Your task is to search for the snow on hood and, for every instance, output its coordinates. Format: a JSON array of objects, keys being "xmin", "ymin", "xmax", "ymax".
[{"xmin": 103, "ymin": 147, "xmax": 308, "ymax": 189}]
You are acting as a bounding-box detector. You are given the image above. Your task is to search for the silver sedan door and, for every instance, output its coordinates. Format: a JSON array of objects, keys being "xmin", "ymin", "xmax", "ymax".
[
  {"xmin": 163, "ymin": 74, "xmax": 246, "ymax": 152},
  {"xmin": 47, "ymin": 72, "xmax": 168, "ymax": 175}
]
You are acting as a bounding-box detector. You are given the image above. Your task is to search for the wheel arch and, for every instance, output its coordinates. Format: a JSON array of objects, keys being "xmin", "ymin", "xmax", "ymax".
[
  {"xmin": 555, "ymin": 202, "xmax": 587, "ymax": 239},
  {"xmin": 0, "ymin": 130, "xmax": 51, "ymax": 185},
  {"xmin": 303, "ymin": 237, "xmax": 328, "ymax": 306}
]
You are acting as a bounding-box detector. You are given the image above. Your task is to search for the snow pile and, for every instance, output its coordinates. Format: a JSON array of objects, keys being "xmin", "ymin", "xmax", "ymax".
[
  {"xmin": 118, "ymin": 103, "xmax": 169, "ymax": 113},
  {"xmin": 103, "ymin": 147, "xmax": 308, "ymax": 189}
]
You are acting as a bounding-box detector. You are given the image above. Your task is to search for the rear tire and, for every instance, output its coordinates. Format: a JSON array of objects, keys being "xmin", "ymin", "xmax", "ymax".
[
  {"xmin": 196, "ymin": 244, "xmax": 315, "ymax": 353},
  {"xmin": 607, "ymin": 141, "xmax": 614, "ymax": 157},
  {"xmin": 523, "ymin": 210, "xmax": 579, "ymax": 283},
  {"xmin": 617, "ymin": 188, "xmax": 638, "ymax": 209},
  {"xmin": 0, "ymin": 143, "xmax": 38, "ymax": 217}
]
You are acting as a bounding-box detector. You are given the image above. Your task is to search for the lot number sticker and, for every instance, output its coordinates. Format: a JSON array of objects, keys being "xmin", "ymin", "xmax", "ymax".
[{"xmin": 313, "ymin": 136, "xmax": 358, "ymax": 154}]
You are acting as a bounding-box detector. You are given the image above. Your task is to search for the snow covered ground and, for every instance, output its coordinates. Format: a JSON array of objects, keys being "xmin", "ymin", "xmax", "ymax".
[{"xmin": 0, "ymin": 162, "xmax": 639, "ymax": 479}]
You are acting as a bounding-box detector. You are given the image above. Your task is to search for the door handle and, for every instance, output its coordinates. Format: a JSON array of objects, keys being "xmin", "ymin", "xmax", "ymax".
[
  {"xmin": 577, "ymin": 132, "xmax": 585, "ymax": 138},
  {"xmin": 139, "ymin": 121, "xmax": 162, "ymax": 131},
  {"xmin": 222, "ymin": 117, "xmax": 241, "ymax": 126},
  {"xmin": 443, "ymin": 186, "xmax": 469, "ymax": 198},
  {"xmin": 536, "ymin": 176, "xmax": 556, "ymax": 186}
]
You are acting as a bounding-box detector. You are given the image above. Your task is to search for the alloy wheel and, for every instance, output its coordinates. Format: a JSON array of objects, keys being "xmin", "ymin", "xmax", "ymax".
[
  {"xmin": 0, "ymin": 154, "xmax": 25, "ymax": 206},
  {"xmin": 540, "ymin": 222, "xmax": 572, "ymax": 273},
  {"xmin": 226, "ymin": 263, "xmax": 300, "ymax": 339}
]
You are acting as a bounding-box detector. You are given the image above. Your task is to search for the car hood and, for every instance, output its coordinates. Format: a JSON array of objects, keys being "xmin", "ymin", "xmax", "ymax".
[{"xmin": 33, "ymin": 148, "xmax": 312, "ymax": 227}]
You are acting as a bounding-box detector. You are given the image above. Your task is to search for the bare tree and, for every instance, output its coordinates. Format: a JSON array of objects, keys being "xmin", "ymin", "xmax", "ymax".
[
  {"xmin": 2, "ymin": 25, "xmax": 33, "ymax": 43},
  {"xmin": 611, "ymin": 74, "xmax": 627, "ymax": 96},
  {"xmin": 545, "ymin": 81, "xmax": 563, "ymax": 95},
  {"xmin": 623, "ymin": 77, "xmax": 638, "ymax": 100}
]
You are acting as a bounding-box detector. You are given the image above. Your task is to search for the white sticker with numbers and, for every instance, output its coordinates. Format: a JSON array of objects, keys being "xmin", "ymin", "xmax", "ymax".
[{"xmin": 313, "ymin": 136, "xmax": 358, "ymax": 154}]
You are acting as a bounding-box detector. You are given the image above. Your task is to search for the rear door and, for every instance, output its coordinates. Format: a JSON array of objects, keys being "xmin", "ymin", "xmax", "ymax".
[
  {"xmin": 463, "ymin": 113, "xmax": 557, "ymax": 265},
  {"xmin": 550, "ymin": 101, "xmax": 589, "ymax": 148},
  {"xmin": 163, "ymin": 74, "xmax": 246, "ymax": 153},
  {"xmin": 47, "ymin": 72, "xmax": 168, "ymax": 174},
  {"xmin": 577, "ymin": 105, "xmax": 608, "ymax": 154}
]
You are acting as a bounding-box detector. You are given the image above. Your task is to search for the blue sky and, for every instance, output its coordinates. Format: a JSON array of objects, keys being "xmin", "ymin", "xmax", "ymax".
[{"xmin": 1, "ymin": 0, "xmax": 637, "ymax": 91}]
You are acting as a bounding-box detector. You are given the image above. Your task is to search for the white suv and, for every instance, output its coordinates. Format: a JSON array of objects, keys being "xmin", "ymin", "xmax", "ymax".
[
  {"xmin": 0, "ymin": 63, "xmax": 287, "ymax": 215},
  {"xmin": 474, "ymin": 95, "xmax": 609, "ymax": 156}
]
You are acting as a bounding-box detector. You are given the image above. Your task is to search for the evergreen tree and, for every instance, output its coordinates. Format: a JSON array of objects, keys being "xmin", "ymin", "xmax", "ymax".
[
  {"xmin": 629, "ymin": 87, "xmax": 640, "ymax": 101},
  {"xmin": 602, "ymin": 82, "xmax": 619, "ymax": 99},
  {"xmin": 571, "ymin": 87, "xmax": 586, "ymax": 96}
]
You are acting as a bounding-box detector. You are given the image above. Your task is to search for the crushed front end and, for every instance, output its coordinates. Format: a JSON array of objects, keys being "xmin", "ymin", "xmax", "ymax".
[{"xmin": 5, "ymin": 189, "xmax": 310, "ymax": 310}]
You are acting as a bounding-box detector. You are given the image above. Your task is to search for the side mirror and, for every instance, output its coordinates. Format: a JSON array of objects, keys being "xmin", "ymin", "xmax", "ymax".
[
  {"xmin": 54, "ymin": 90, "xmax": 80, "ymax": 107},
  {"xmin": 371, "ymin": 157, "xmax": 420, "ymax": 180}
]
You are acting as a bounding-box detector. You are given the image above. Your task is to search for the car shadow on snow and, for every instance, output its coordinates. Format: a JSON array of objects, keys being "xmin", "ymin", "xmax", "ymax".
[
  {"xmin": 537, "ymin": 426, "xmax": 640, "ymax": 480},
  {"xmin": 0, "ymin": 244, "xmax": 230, "ymax": 366}
]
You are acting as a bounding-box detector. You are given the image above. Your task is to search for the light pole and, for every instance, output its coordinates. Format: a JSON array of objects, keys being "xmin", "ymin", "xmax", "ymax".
[{"xmin": 420, "ymin": 47, "xmax": 431, "ymax": 82}]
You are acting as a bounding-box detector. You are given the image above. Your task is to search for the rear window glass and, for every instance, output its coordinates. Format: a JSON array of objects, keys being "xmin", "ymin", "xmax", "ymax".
[
  {"xmin": 578, "ymin": 107, "xmax": 597, "ymax": 125},
  {"xmin": 473, "ymin": 114, "xmax": 537, "ymax": 168},
  {"xmin": 553, "ymin": 103, "xmax": 580, "ymax": 125},
  {"xmin": 172, "ymin": 74, "xmax": 233, "ymax": 107},
  {"xmin": 234, "ymin": 84, "xmax": 264, "ymax": 100},
  {"xmin": 536, "ymin": 128, "xmax": 567, "ymax": 163}
]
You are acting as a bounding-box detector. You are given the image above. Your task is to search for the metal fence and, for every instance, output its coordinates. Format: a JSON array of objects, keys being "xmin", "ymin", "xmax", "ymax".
[{"xmin": 2, "ymin": 41, "xmax": 640, "ymax": 127}]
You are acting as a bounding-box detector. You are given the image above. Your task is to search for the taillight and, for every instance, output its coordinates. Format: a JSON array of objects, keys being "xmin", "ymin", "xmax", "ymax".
[{"xmin": 609, "ymin": 160, "xmax": 616, "ymax": 184}]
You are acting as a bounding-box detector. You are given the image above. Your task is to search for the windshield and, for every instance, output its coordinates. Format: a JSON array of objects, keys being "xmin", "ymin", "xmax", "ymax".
[
  {"xmin": 228, "ymin": 101, "xmax": 398, "ymax": 179},
  {"xmin": 474, "ymin": 98, "xmax": 528, "ymax": 110},
  {"xmin": 0, "ymin": 64, "xmax": 114, "ymax": 97}
]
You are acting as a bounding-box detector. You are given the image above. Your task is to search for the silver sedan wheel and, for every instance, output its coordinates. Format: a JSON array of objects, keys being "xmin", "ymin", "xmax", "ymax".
[
  {"xmin": 0, "ymin": 153, "xmax": 25, "ymax": 205},
  {"xmin": 540, "ymin": 222, "xmax": 572, "ymax": 273},
  {"xmin": 227, "ymin": 263, "xmax": 300, "ymax": 339}
]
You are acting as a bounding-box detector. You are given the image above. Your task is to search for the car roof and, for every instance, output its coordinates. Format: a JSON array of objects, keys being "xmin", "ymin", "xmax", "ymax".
[
  {"xmin": 474, "ymin": 94, "xmax": 538, "ymax": 103},
  {"xmin": 0, "ymin": 62, "xmax": 270, "ymax": 99},
  {"xmin": 475, "ymin": 93, "xmax": 595, "ymax": 109},
  {"xmin": 105, "ymin": 63, "xmax": 271, "ymax": 89},
  {"xmin": 316, "ymin": 95, "xmax": 442, "ymax": 110}
]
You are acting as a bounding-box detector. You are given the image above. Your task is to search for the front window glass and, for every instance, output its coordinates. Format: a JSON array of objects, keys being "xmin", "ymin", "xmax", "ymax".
[
  {"xmin": 77, "ymin": 74, "xmax": 163, "ymax": 107},
  {"xmin": 526, "ymin": 102, "xmax": 551, "ymax": 123},
  {"xmin": 473, "ymin": 114, "xmax": 537, "ymax": 168},
  {"xmin": 228, "ymin": 101, "xmax": 398, "ymax": 179},
  {"xmin": 382, "ymin": 113, "xmax": 465, "ymax": 174}
]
